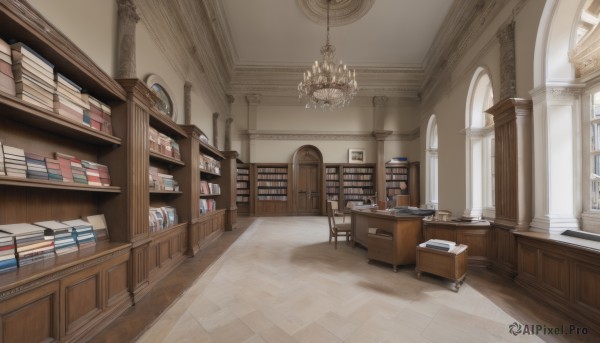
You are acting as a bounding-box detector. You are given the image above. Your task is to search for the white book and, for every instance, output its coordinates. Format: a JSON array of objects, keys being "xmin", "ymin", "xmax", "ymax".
[
  {"xmin": 33, "ymin": 220, "xmax": 72, "ymax": 232},
  {"xmin": 0, "ymin": 223, "xmax": 45, "ymax": 235},
  {"xmin": 61, "ymin": 219, "xmax": 92, "ymax": 228}
]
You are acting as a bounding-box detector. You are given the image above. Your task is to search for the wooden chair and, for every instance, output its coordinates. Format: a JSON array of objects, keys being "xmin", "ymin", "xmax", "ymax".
[
  {"xmin": 327, "ymin": 201, "xmax": 352, "ymax": 249},
  {"xmin": 329, "ymin": 200, "xmax": 346, "ymax": 223}
]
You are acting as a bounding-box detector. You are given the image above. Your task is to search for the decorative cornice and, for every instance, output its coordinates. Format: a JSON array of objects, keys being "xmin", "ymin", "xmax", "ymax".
[
  {"xmin": 246, "ymin": 94, "xmax": 262, "ymax": 106},
  {"xmin": 372, "ymin": 96, "xmax": 389, "ymax": 107},
  {"xmin": 569, "ymin": 19, "xmax": 600, "ymax": 80},
  {"xmin": 297, "ymin": 0, "xmax": 375, "ymax": 27},
  {"xmin": 529, "ymin": 84, "xmax": 585, "ymax": 101},
  {"xmin": 246, "ymin": 129, "xmax": 418, "ymax": 141},
  {"xmin": 372, "ymin": 130, "xmax": 393, "ymax": 140}
]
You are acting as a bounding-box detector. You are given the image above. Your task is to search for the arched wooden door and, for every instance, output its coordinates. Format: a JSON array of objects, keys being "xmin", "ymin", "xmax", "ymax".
[{"xmin": 292, "ymin": 145, "xmax": 323, "ymax": 215}]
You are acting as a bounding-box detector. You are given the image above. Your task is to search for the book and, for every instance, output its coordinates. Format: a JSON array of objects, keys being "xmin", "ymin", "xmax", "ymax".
[
  {"xmin": 0, "ymin": 59, "xmax": 14, "ymax": 78},
  {"xmin": 0, "ymin": 72, "xmax": 16, "ymax": 96},
  {"xmin": 85, "ymin": 214, "xmax": 109, "ymax": 242},
  {"xmin": 62, "ymin": 219, "xmax": 96, "ymax": 249},
  {"xmin": 55, "ymin": 152, "xmax": 75, "ymax": 182},
  {"xmin": 10, "ymin": 43, "xmax": 54, "ymax": 72}
]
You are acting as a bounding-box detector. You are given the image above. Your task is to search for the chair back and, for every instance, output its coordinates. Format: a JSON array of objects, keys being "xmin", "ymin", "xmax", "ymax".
[
  {"xmin": 326, "ymin": 201, "xmax": 337, "ymax": 234},
  {"xmin": 330, "ymin": 200, "xmax": 339, "ymax": 211}
]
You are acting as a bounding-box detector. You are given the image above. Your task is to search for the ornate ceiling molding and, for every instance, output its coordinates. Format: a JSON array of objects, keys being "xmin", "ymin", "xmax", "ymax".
[
  {"xmin": 297, "ymin": 0, "xmax": 375, "ymax": 27},
  {"xmin": 246, "ymin": 129, "xmax": 418, "ymax": 141}
]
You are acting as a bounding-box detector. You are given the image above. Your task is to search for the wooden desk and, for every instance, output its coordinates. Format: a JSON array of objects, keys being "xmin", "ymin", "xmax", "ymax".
[
  {"xmin": 422, "ymin": 219, "xmax": 491, "ymax": 267},
  {"xmin": 351, "ymin": 209, "xmax": 423, "ymax": 268}
]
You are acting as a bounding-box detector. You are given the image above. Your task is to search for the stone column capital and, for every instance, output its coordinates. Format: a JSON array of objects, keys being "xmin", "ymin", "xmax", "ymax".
[{"xmin": 246, "ymin": 94, "xmax": 262, "ymax": 106}]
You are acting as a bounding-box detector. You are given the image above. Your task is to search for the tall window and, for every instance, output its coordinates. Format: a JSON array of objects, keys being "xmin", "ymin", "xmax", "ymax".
[
  {"xmin": 576, "ymin": 0, "xmax": 600, "ymax": 233},
  {"xmin": 426, "ymin": 115, "xmax": 438, "ymax": 209},
  {"xmin": 465, "ymin": 69, "xmax": 495, "ymax": 219}
]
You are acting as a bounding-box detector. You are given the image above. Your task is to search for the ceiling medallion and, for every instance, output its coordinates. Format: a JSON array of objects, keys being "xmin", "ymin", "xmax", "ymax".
[{"xmin": 297, "ymin": 0, "xmax": 374, "ymax": 27}]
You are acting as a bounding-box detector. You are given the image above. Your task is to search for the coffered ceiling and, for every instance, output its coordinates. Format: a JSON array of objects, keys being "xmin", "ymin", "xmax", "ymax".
[{"xmin": 136, "ymin": 0, "xmax": 504, "ymax": 113}]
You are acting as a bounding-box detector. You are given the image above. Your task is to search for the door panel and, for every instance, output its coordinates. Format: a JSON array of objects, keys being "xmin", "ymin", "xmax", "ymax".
[{"xmin": 297, "ymin": 164, "xmax": 320, "ymax": 214}]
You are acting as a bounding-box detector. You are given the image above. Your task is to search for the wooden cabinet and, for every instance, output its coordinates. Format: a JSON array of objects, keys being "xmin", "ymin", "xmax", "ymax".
[
  {"xmin": 325, "ymin": 165, "xmax": 340, "ymax": 202},
  {"xmin": 515, "ymin": 232, "xmax": 600, "ymax": 334},
  {"xmin": 351, "ymin": 210, "xmax": 423, "ymax": 267},
  {"xmin": 416, "ymin": 245, "xmax": 468, "ymax": 291},
  {"xmin": 409, "ymin": 162, "xmax": 420, "ymax": 207},
  {"xmin": 422, "ymin": 220, "xmax": 492, "ymax": 267}
]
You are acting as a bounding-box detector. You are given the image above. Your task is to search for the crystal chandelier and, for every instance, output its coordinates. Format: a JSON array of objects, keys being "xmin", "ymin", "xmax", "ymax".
[{"xmin": 298, "ymin": 0, "xmax": 358, "ymax": 109}]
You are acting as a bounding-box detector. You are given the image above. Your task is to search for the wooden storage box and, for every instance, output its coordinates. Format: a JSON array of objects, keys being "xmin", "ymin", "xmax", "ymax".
[{"xmin": 415, "ymin": 244, "xmax": 468, "ymax": 291}]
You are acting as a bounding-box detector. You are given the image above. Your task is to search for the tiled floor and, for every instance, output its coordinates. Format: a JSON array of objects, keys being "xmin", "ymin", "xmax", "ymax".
[{"xmin": 134, "ymin": 217, "xmax": 597, "ymax": 343}]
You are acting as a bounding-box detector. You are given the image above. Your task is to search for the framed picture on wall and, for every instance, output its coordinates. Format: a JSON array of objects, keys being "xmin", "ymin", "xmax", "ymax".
[
  {"xmin": 146, "ymin": 74, "xmax": 178, "ymax": 121},
  {"xmin": 348, "ymin": 149, "xmax": 365, "ymax": 164}
]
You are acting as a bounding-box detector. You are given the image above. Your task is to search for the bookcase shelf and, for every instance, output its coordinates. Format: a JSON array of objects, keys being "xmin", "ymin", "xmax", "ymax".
[
  {"xmin": 149, "ymin": 150, "xmax": 185, "ymax": 166},
  {"xmin": 0, "ymin": 4, "xmax": 131, "ymax": 341},
  {"xmin": 325, "ymin": 165, "xmax": 341, "ymax": 201},
  {"xmin": 236, "ymin": 164, "xmax": 251, "ymax": 215},
  {"xmin": 0, "ymin": 93, "xmax": 121, "ymax": 146},
  {"xmin": 149, "ymin": 190, "xmax": 183, "ymax": 195},
  {"xmin": 342, "ymin": 164, "xmax": 376, "ymax": 206},
  {"xmin": 0, "ymin": 176, "xmax": 121, "ymax": 193},
  {"xmin": 385, "ymin": 162, "xmax": 409, "ymax": 196},
  {"xmin": 149, "ymin": 222, "xmax": 188, "ymax": 239},
  {"xmin": 254, "ymin": 164, "xmax": 290, "ymax": 215},
  {"xmin": 200, "ymin": 169, "xmax": 221, "ymax": 176}
]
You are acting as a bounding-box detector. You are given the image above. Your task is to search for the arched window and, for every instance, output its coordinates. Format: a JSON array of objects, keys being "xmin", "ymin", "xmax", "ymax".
[
  {"xmin": 426, "ymin": 115, "xmax": 438, "ymax": 209},
  {"xmin": 465, "ymin": 68, "xmax": 495, "ymax": 219},
  {"xmin": 575, "ymin": 0, "xmax": 600, "ymax": 233}
]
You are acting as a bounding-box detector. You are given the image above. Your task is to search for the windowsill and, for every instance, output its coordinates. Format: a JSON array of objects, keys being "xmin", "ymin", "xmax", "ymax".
[{"xmin": 581, "ymin": 211, "xmax": 600, "ymax": 234}]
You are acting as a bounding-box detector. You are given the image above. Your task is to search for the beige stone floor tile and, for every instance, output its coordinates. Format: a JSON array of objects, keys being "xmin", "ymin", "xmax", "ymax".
[
  {"xmin": 259, "ymin": 325, "xmax": 299, "ymax": 343},
  {"xmin": 240, "ymin": 311, "xmax": 275, "ymax": 334},
  {"xmin": 207, "ymin": 318, "xmax": 255, "ymax": 343},
  {"xmin": 136, "ymin": 217, "xmax": 587, "ymax": 343},
  {"xmin": 292, "ymin": 322, "xmax": 343, "ymax": 343}
]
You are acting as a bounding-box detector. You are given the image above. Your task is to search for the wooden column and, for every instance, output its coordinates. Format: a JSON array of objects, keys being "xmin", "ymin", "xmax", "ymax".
[
  {"xmin": 116, "ymin": 0, "xmax": 139, "ymax": 79},
  {"xmin": 373, "ymin": 130, "xmax": 392, "ymax": 204},
  {"xmin": 486, "ymin": 98, "xmax": 532, "ymax": 278},
  {"xmin": 220, "ymin": 150, "xmax": 239, "ymax": 230},
  {"xmin": 184, "ymin": 81, "xmax": 192, "ymax": 125}
]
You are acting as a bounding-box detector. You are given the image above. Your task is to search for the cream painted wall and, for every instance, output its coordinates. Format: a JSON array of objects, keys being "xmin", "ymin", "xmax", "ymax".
[
  {"xmin": 418, "ymin": 0, "xmax": 544, "ymax": 214},
  {"xmin": 256, "ymin": 105, "xmax": 372, "ymax": 132},
  {"xmin": 28, "ymin": 0, "xmax": 116, "ymax": 76},
  {"xmin": 28, "ymin": 0, "xmax": 222, "ymax": 147},
  {"xmin": 250, "ymin": 139, "xmax": 378, "ymax": 164}
]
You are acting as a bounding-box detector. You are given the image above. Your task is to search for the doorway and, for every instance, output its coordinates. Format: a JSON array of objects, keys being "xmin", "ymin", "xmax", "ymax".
[{"xmin": 292, "ymin": 145, "xmax": 323, "ymax": 215}]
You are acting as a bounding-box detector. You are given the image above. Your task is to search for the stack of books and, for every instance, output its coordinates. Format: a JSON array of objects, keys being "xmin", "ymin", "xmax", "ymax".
[
  {"xmin": 3, "ymin": 145, "xmax": 26, "ymax": 178},
  {"xmin": 0, "ymin": 38, "xmax": 16, "ymax": 96},
  {"xmin": 53, "ymin": 73, "xmax": 90, "ymax": 125},
  {"xmin": 149, "ymin": 127, "xmax": 159, "ymax": 152},
  {"xmin": 149, "ymin": 170, "xmax": 176, "ymax": 191},
  {"xmin": 157, "ymin": 133, "xmax": 172, "ymax": 156},
  {"xmin": 149, "ymin": 207, "xmax": 165, "ymax": 233},
  {"xmin": 171, "ymin": 140, "xmax": 180, "ymax": 160},
  {"xmin": 85, "ymin": 214, "xmax": 109, "ymax": 242},
  {"xmin": 0, "ymin": 142, "xmax": 5, "ymax": 176},
  {"xmin": 55, "ymin": 152, "xmax": 75, "ymax": 182},
  {"xmin": 11, "ymin": 42, "xmax": 55, "ymax": 111},
  {"xmin": 158, "ymin": 173, "xmax": 175, "ymax": 191},
  {"xmin": 0, "ymin": 232, "xmax": 16, "ymax": 272},
  {"xmin": 199, "ymin": 198, "xmax": 216, "ymax": 214},
  {"xmin": 25, "ymin": 152, "xmax": 49, "ymax": 180},
  {"xmin": 70, "ymin": 158, "xmax": 88, "ymax": 184},
  {"xmin": 84, "ymin": 95, "xmax": 112, "ymax": 134},
  {"xmin": 34, "ymin": 220, "xmax": 77, "ymax": 255},
  {"xmin": 421, "ymin": 239, "xmax": 456, "ymax": 252},
  {"xmin": 149, "ymin": 166, "xmax": 159, "ymax": 190},
  {"xmin": 62, "ymin": 219, "xmax": 96, "ymax": 250},
  {"xmin": 0, "ymin": 223, "xmax": 54, "ymax": 267},
  {"xmin": 82, "ymin": 160, "xmax": 111, "ymax": 186},
  {"xmin": 44, "ymin": 157, "xmax": 63, "ymax": 182}
]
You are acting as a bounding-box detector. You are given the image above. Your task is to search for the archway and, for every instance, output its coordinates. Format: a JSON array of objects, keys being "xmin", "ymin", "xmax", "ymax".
[{"xmin": 292, "ymin": 145, "xmax": 324, "ymax": 215}]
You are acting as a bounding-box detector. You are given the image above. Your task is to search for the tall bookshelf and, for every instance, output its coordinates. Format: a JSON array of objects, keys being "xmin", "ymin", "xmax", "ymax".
[
  {"xmin": 254, "ymin": 163, "xmax": 290, "ymax": 215},
  {"xmin": 236, "ymin": 163, "xmax": 251, "ymax": 215},
  {"xmin": 0, "ymin": 2, "xmax": 131, "ymax": 342},
  {"xmin": 173, "ymin": 126, "xmax": 227, "ymax": 256},
  {"xmin": 325, "ymin": 165, "xmax": 341, "ymax": 201},
  {"xmin": 385, "ymin": 162, "xmax": 409, "ymax": 206},
  {"xmin": 342, "ymin": 164, "xmax": 376, "ymax": 206}
]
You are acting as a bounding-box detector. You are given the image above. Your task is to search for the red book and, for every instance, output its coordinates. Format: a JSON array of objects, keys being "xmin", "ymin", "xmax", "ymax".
[{"xmin": 55, "ymin": 152, "xmax": 75, "ymax": 182}]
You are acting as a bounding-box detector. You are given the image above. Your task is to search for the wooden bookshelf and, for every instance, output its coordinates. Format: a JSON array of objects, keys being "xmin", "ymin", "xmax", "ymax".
[
  {"xmin": 341, "ymin": 164, "xmax": 376, "ymax": 206},
  {"xmin": 254, "ymin": 163, "xmax": 290, "ymax": 216},
  {"xmin": 0, "ymin": 2, "xmax": 131, "ymax": 342},
  {"xmin": 385, "ymin": 162, "xmax": 409, "ymax": 206},
  {"xmin": 172, "ymin": 126, "xmax": 232, "ymax": 256},
  {"xmin": 325, "ymin": 164, "xmax": 341, "ymax": 201},
  {"xmin": 236, "ymin": 163, "xmax": 251, "ymax": 215}
]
